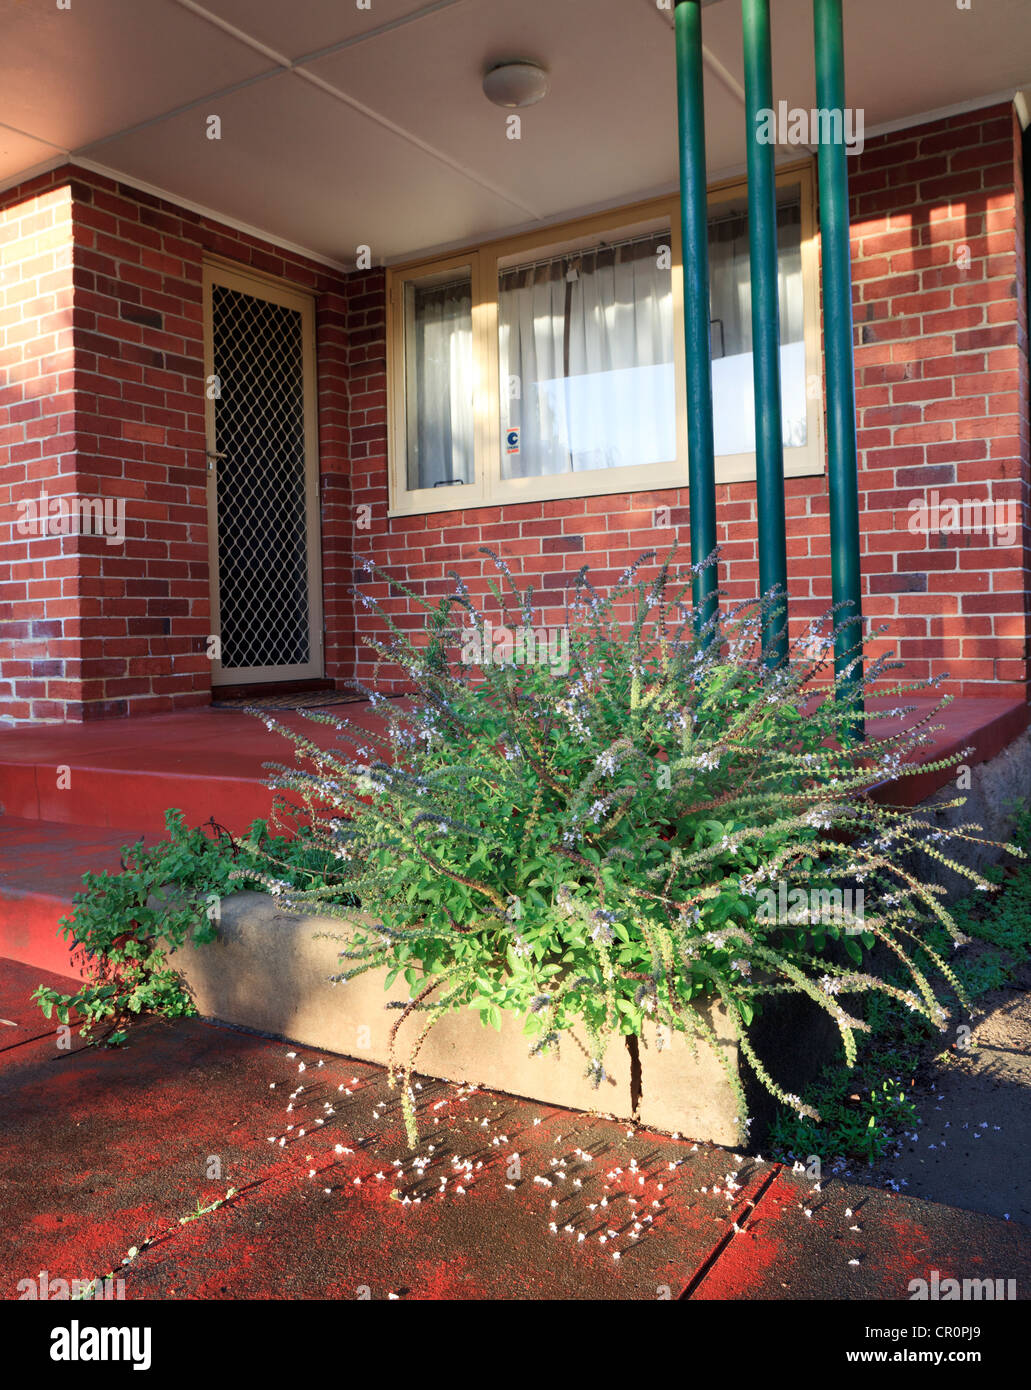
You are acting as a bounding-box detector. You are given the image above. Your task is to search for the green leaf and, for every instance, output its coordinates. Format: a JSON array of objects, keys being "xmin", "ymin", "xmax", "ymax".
[{"xmin": 844, "ymin": 936, "xmax": 864, "ymax": 966}]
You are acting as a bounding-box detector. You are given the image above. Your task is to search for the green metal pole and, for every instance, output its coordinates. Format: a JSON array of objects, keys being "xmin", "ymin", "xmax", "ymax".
[
  {"xmin": 674, "ymin": 0, "xmax": 718, "ymax": 634},
  {"xmin": 813, "ymin": 0, "xmax": 863, "ymax": 719},
  {"xmin": 742, "ymin": 0, "xmax": 788, "ymax": 670}
]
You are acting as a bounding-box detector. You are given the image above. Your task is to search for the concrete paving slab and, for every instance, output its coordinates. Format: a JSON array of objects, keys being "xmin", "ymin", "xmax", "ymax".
[
  {"xmin": 690, "ymin": 1170, "xmax": 1031, "ymax": 1300},
  {"xmin": 0, "ymin": 1017, "xmax": 382, "ymax": 1294},
  {"xmin": 118, "ymin": 1049, "xmax": 770, "ymax": 1301},
  {"xmin": 868, "ymin": 967, "xmax": 1031, "ymax": 1227},
  {"xmin": 2, "ymin": 981, "xmax": 1029, "ymax": 1302},
  {"xmin": 0, "ymin": 957, "xmax": 81, "ymax": 1049},
  {"xmin": 0, "ymin": 1007, "xmax": 766, "ymax": 1301}
]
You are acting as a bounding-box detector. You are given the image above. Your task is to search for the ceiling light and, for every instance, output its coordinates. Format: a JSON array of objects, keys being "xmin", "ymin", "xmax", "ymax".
[{"xmin": 482, "ymin": 60, "xmax": 550, "ymax": 109}]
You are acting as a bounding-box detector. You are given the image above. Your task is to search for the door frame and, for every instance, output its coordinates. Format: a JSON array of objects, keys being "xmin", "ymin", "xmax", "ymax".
[{"xmin": 202, "ymin": 259, "xmax": 324, "ymax": 687}]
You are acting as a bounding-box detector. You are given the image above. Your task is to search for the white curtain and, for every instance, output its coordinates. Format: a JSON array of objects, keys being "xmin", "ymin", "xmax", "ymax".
[
  {"xmin": 407, "ymin": 277, "xmax": 474, "ymax": 489},
  {"xmin": 708, "ymin": 200, "xmax": 807, "ymax": 455},
  {"xmin": 498, "ymin": 234, "xmax": 676, "ymax": 479}
]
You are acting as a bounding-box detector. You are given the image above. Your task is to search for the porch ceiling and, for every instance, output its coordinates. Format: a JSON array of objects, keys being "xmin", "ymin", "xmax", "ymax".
[{"xmin": 1, "ymin": 0, "xmax": 1030, "ymax": 269}]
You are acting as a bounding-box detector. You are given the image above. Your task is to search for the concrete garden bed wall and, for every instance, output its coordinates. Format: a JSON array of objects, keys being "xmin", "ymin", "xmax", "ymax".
[{"xmin": 170, "ymin": 891, "xmax": 833, "ymax": 1147}]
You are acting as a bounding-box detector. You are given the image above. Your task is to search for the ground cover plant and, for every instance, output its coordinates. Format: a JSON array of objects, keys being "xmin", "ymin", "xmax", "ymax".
[
  {"xmin": 249, "ymin": 547, "xmax": 1021, "ymax": 1145},
  {"xmin": 32, "ymin": 811, "xmax": 334, "ymax": 1044}
]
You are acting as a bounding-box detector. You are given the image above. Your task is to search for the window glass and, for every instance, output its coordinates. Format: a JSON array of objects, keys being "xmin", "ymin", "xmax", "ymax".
[
  {"xmin": 497, "ymin": 230, "xmax": 676, "ymax": 480},
  {"xmin": 708, "ymin": 185, "xmax": 806, "ymax": 455},
  {"xmin": 404, "ymin": 269, "xmax": 474, "ymax": 490}
]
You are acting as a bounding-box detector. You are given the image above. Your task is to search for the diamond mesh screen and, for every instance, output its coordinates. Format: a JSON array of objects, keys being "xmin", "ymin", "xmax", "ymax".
[{"xmin": 212, "ymin": 284, "xmax": 312, "ymax": 672}]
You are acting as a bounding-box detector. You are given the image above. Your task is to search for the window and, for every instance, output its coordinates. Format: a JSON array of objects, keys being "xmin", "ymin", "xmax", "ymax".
[
  {"xmin": 403, "ymin": 266, "xmax": 475, "ymax": 490},
  {"xmin": 707, "ymin": 179, "xmax": 814, "ymax": 478},
  {"xmin": 387, "ymin": 163, "xmax": 821, "ymax": 514},
  {"xmin": 498, "ymin": 229, "xmax": 676, "ymax": 480}
]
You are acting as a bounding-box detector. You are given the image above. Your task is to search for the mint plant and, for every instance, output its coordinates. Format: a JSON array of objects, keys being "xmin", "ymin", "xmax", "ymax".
[
  {"xmin": 250, "ymin": 547, "xmax": 1020, "ymax": 1146},
  {"xmin": 33, "ymin": 810, "xmax": 335, "ymax": 1044}
]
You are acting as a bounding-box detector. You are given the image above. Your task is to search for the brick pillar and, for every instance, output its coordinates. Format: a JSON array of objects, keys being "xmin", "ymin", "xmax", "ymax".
[{"xmin": 0, "ymin": 179, "xmax": 80, "ymax": 722}]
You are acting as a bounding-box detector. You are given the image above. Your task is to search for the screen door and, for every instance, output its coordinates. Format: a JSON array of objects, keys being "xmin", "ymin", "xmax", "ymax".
[{"xmin": 204, "ymin": 265, "xmax": 323, "ymax": 685}]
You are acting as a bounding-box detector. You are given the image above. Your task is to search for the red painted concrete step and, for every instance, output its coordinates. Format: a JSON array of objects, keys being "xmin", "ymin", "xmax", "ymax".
[
  {"xmin": 0, "ymin": 704, "xmax": 399, "ymax": 976},
  {"xmin": 0, "ymin": 955, "xmax": 82, "ymax": 1050},
  {"xmin": 0, "ymin": 695, "xmax": 1025, "ymax": 979},
  {"xmin": 0, "ymin": 817, "xmax": 151, "ymax": 977},
  {"xmin": 0, "ymin": 699, "xmax": 1023, "ymax": 838},
  {"xmin": 0, "ymin": 705, "xmax": 393, "ymax": 835},
  {"xmin": 865, "ymin": 696, "xmax": 1029, "ymax": 806}
]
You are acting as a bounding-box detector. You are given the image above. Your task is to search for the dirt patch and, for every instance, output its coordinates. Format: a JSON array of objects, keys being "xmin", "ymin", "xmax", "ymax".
[{"xmin": 870, "ymin": 961, "xmax": 1031, "ymax": 1226}]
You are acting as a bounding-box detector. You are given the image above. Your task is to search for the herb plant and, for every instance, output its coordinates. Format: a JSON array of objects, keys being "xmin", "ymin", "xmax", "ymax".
[{"xmin": 255, "ymin": 549, "xmax": 1021, "ymax": 1145}]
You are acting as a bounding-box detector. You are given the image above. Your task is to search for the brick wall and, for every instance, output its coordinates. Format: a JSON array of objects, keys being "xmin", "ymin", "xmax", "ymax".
[
  {"xmin": 1, "ymin": 167, "xmax": 352, "ymax": 722},
  {"xmin": 847, "ymin": 103, "xmax": 1029, "ymax": 695},
  {"xmin": 348, "ymin": 102, "xmax": 1030, "ymax": 701}
]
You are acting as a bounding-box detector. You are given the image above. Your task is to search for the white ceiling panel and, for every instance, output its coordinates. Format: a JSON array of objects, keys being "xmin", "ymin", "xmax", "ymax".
[
  {"xmin": 700, "ymin": 0, "xmax": 1031, "ymax": 133},
  {"xmin": 0, "ymin": 122, "xmax": 63, "ymax": 182},
  {"xmin": 303, "ymin": 0, "xmax": 693, "ymax": 226},
  {"xmin": 79, "ymin": 69, "xmax": 524, "ymax": 262},
  {"xmin": 0, "ymin": 0, "xmax": 275, "ymax": 151},
  {"xmin": 0, "ymin": 0, "xmax": 1029, "ymax": 266},
  {"xmin": 837, "ymin": 0, "xmax": 1031, "ymax": 129},
  {"xmin": 186, "ymin": 0, "xmax": 444, "ymax": 64}
]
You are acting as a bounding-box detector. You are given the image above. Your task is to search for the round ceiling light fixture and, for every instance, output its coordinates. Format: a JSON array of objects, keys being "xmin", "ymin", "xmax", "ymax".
[{"xmin": 482, "ymin": 60, "xmax": 550, "ymax": 109}]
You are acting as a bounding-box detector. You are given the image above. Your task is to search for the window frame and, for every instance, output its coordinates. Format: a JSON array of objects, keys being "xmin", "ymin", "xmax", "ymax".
[
  {"xmin": 389, "ymin": 251, "xmax": 485, "ymax": 513},
  {"xmin": 386, "ymin": 159, "xmax": 822, "ymax": 517}
]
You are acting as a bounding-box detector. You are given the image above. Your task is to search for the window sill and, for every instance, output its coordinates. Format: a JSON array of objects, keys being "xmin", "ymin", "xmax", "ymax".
[{"xmin": 387, "ymin": 449, "xmax": 825, "ymax": 518}]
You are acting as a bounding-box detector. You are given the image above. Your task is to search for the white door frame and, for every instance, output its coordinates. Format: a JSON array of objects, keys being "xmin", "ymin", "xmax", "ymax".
[{"xmin": 203, "ymin": 260, "xmax": 324, "ymax": 686}]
